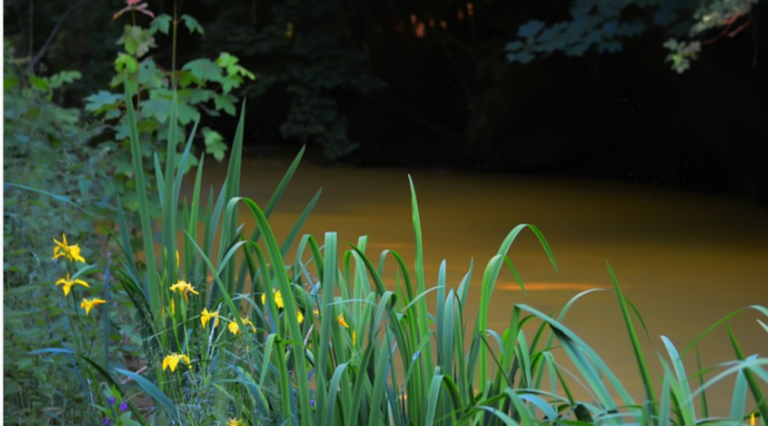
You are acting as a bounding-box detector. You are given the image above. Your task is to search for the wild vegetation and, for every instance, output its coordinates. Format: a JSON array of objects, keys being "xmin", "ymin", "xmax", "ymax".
[
  {"xmin": 5, "ymin": 81, "xmax": 768, "ymax": 424},
  {"xmin": 4, "ymin": 1, "xmax": 768, "ymax": 425}
]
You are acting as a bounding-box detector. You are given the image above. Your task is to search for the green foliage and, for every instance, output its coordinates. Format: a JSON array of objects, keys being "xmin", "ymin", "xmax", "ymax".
[
  {"xmin": 505, "ymin": 0, "xmax": 760, "ymax": 73},
  {"xmin": 3, "ymin": 43, "xmax": 112, "ymax": 285},
  {"xmin": 84, "ymin": 4, "xmax": 254, "ymax": 214},
  {"xmin": 208, "ymin": 0, "xmax": 385, "ymax": 159},
  {"xmin": 663, "ymin": 38, "xmax": 702, "ymax": 74},
  {"xmin": 2, "ymin": 43, "xmax": 137, "ymax": 424}
]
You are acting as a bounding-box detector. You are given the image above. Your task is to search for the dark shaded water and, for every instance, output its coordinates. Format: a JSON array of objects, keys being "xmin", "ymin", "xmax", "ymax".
[{"xmin": 183, "ymin": 154, "xmax": 768, "ymax": 416}]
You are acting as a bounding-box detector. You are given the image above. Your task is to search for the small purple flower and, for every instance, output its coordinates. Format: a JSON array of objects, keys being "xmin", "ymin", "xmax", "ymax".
[
  {"xmin": 104, "ymin": 418, "xmax": 111, "ymax": 426},
  {"xmin": 310, "ymin": 399, "xmax": 315, "ymax": 407},
  {"xmin": 119, "ymin": 402, "xmax": 129, "ymax": 412},
  {"xmin": 108, "ymin": 396, "xmax": 116, "ymax": 405}
]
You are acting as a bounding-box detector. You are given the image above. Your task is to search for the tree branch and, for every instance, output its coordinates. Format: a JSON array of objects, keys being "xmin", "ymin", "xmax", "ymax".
[{"xmin": 28, "ymin": 0, "xmax": 94, "ymax": 73}]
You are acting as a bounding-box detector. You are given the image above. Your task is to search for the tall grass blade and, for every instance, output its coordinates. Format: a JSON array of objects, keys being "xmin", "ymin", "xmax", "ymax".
[
  {"xmin": 606, "ymin": 262, "xmax": 656, "ymax": 409},
  {"xmin": 407, "ymin": 175, "xmax": 435, "ymax": 401},
  {"xmin": 114, "ymin": 368, "xmax": 180, "ymax": 423},
  {"xmin": 236, "ymin": 146, "xmax": 308, "ymax": 286},
  {"xmin": 726, "ymin": 325, "xmax": 768, "ymax": 423},
  {"xmin": 161, "ymin": 93, "xmax": 179, "ymax": 287},
  {"xmin": 476, "ymin": 223, "xmax": 558, "ymax": 390},
  {"xmin": 516, "ymin": 304, "xmax": 635, "ymax": 411},
  {"xmin": 241, "ymin": 197, "xmax": 313, "ymax": 424},
  {"xmin": 695, "ymin": 346, "xmax": 710, "ymax": 419},
  {"xmin": 659, "ymin": 335, "xmax": 695, "ymax": 425},
  {"xmin": 124, "ymin": 82, "xmax": 160, "ymax": 325}
]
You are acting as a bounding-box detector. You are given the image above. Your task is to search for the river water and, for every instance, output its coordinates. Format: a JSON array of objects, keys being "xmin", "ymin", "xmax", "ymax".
[{"xmin": 183, "ymin": 153, "xmax": 768, "ymax": 418}]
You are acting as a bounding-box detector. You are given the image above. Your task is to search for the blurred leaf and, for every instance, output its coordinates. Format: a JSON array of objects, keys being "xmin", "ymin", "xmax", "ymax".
[
  {"xmin": 49, "ymin": 71, "xmax": 82, "ymax": 89},
  {"xmin": 202, "ymin": 127, "xmax": 226, "ymax": 161},
  {"xmin": 150, "ymin": 14, "xmax": 172, "ymax": 35},
  {"xmin": 115, "ymin": 53, "xmax": 139, "ymax": 73},
  {"xmin": 182, "ymin": 59, "xmax": 222, "ymax": 83},
  {"xmin": 181, "ymin": 14, "xmax": 204, "ymax": 35},
  {"xmin": 518, "ymin": 20, "xmax": 546, "ymax": 38},
  {"xmin": 213, "ymin": 93, "xmax": 236, "ymax": 115},
  {"xmin": 85, "ymin": 91, "xmax": 123, "ymax": 112},
  {"xmin": 29, "ymin": 76, "xmax": 49, "ymax": 91}
]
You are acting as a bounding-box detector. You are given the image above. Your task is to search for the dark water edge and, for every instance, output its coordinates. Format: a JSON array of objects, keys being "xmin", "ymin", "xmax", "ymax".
[{"xmin": 242, "ymin": 141, "xmax": 761, "ymax": 205}]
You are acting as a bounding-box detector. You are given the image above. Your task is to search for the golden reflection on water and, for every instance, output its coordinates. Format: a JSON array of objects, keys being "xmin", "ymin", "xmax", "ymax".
[
  {"xmin": 497, "ymin": 282, "xmax": 612, "ymax": 291},
  {"xmin": 181, "ymin": 153, "xmax": 768, "ymax": 417}
]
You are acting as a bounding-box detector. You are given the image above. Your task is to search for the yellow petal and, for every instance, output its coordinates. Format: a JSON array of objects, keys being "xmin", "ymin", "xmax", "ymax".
[
  {"xmin": 338, "ymin": 313, "xmax": 349, "ymax": 328},
  {"xmin": 163, "ymin": 355, "xmax": 180, "ymax": 372},
  {"xmin": 201, "ymin": 309, "xmax": 210, "ymax": 327},
  {"xmin": 80, "ymin": 298, "xmax": 106, "ymax": 315},
  {"xmin": 228, "ymin": 321, "xmax": 240, "ymax": 336},
  {"xmin": 242, "ymin": 317, "xmax": 255, "ymax": 331},
  {"xmin": 262, "ymin": 290, "xmax": 284, "ymax": 309},
  {"xmin": 181, "ymin": 354, "xmax": 191, "ymax": 369}
]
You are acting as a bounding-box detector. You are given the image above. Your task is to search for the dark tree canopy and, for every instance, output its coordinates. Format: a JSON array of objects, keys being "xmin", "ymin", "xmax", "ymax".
[{"xmin": 5, "ymin": 0, "xmax": 768, "ymax": 204}]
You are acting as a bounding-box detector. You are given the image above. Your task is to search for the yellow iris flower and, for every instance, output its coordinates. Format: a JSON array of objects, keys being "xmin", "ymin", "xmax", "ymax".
[
  {"xmin": 228, "ymin": 418, "xmax": 245, "ymax": 426},
  {"xmin": 55, "ymin": 272, "xmax": 90, "ymax": 296},
  {"xmin": 80, "ymin": 298, "xmax": 106, "ymax": 315},
  {"xmin": 297, "ymin": 310, "xmax": 304, "ymax": 324},
  {"xmin": 338, "ymin": 313, "xmax": 349, "ymax": 328},
  {"xmin": 162, "ymin": 353, "xmax": 191, "ymax": 372},
  {"xmin": 201, "ymin": 308, "xmax": 220, "ymax": 329},
  {"xmin": 169, "ymin": 280, "xmax": 199, "ymax": 300},
  {"xmin": 52, "ymin": 233, "xmax": 86, "ymax": 263},
  {"xmin": 228, "ymin": 317, "xmax": 256, "ymax": 336},
  {"xmin": 261, "ymin": 290, "xmax": 284, "ymax": 309}
]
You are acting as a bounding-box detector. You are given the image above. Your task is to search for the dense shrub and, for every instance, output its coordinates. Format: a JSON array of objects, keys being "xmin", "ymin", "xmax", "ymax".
[{"xmin": 3, "ymin": 42, "xmax": 125, "ymax": 423}]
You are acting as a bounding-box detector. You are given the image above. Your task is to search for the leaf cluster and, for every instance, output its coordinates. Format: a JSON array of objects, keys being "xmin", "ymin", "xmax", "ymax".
[
  {"xmin": 505, "ymin": 0, "xmax": 760, "ymax": 73},
  {"xmin": 84, "ymin": 10, "xmax": 254, "ymax": 215}
]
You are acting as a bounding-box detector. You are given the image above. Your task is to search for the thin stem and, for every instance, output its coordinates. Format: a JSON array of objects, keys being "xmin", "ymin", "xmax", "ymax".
[
  {"xmin": 172, "ymin": 0, "xmax": 178, "ymax": 90},
  {"xmin": 70, "ymin": 290, "xmax": 84, "ymax": 353},
  {"xmin": 131, "ymin": 10, "xmax": 142, "ymax": 114},
  {"xmin": 28, "ymin": 0, "xmax": 34, "ymax": 69},
  {"xmin": 28, "ymin": 0, "xmax": 93, "ymax": 72}
]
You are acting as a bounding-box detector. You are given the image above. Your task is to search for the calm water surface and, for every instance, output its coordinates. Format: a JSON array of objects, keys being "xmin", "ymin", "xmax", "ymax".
[{"xmin": 183, "ymin": 154, "xmax": 768, "ymax": 416}]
